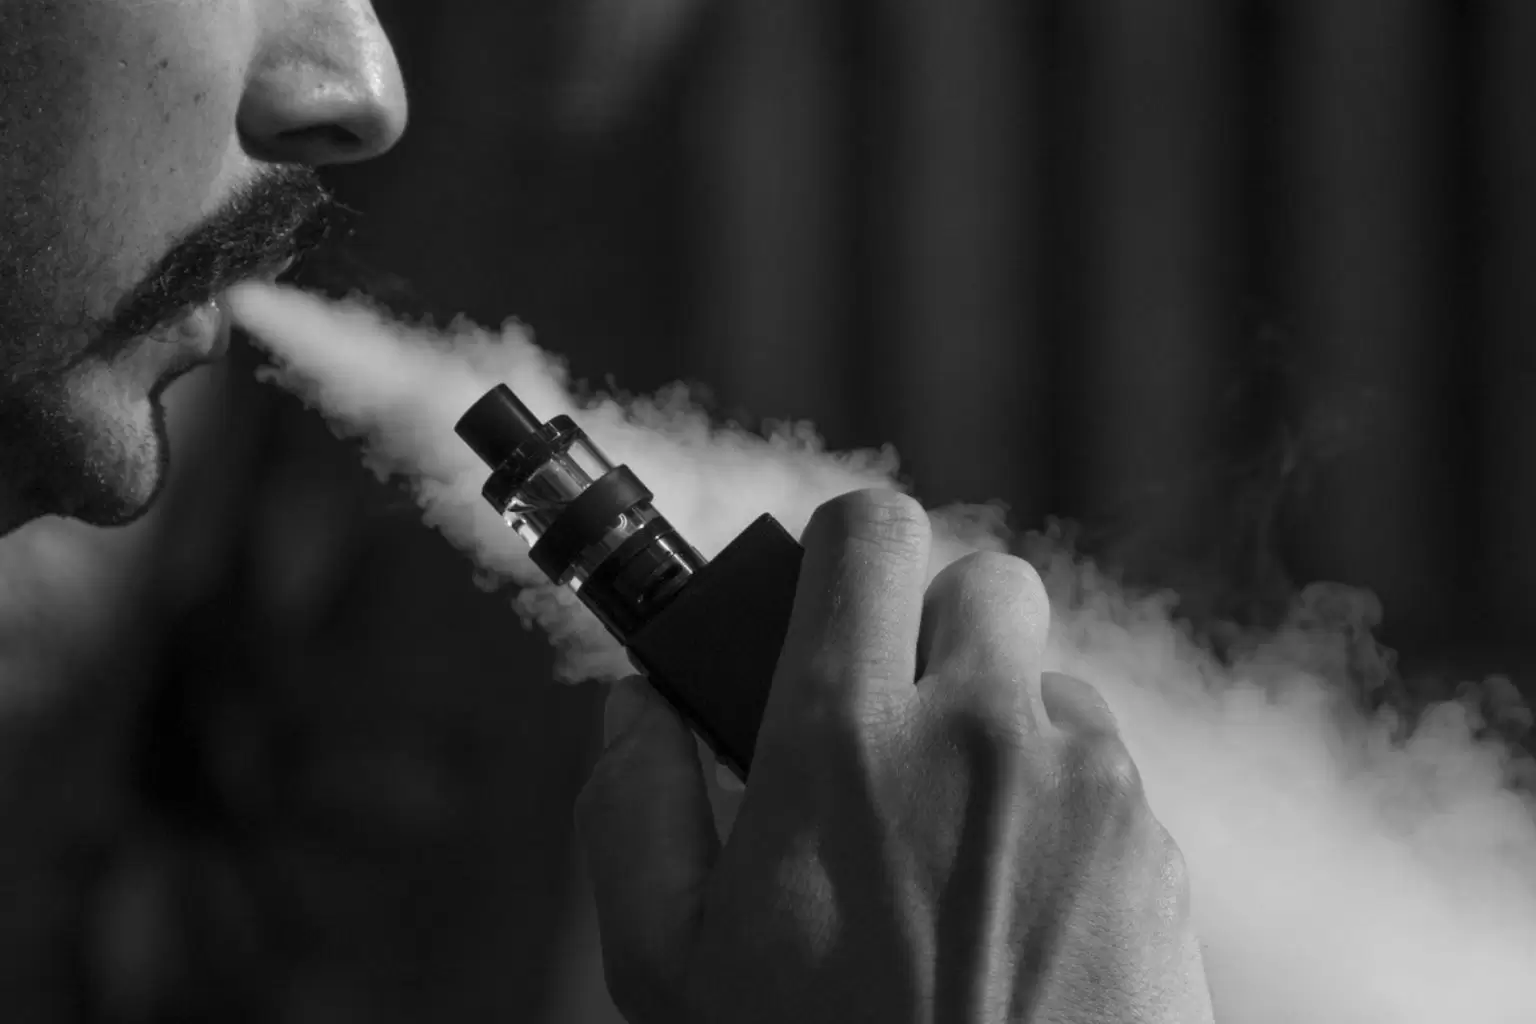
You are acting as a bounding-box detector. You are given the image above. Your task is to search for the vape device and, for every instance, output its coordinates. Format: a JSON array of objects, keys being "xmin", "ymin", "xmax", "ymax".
[{"xmin": 455, "ymin": 384, "xmax": 803, "ymax": 780}]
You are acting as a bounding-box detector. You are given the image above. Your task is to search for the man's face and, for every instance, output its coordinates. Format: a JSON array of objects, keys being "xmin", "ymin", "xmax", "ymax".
[{"xmin": 0, "ymin": 0, "xmax": 407, "ymax": 528}]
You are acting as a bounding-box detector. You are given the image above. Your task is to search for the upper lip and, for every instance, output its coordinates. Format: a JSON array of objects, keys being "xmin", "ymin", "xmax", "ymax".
[
  {"xmin": 202, "ymin": 256, "xmax": 294, "ymax": 311},
  {"xmin": 246, "ymin": 255, "xmax": 296, "ymax": 283}
]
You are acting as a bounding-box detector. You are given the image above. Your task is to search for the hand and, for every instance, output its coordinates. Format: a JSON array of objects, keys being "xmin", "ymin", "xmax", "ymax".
[{"xmin": 575, "ymin": 489, "xmax": 1215, "ymax": 1023}]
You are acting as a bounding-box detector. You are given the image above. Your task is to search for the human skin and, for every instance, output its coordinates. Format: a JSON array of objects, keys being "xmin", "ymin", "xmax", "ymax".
[
  {"xmin": 0, "ymin": 0, "xmax": 407, "ymax": 530},
  {"xmin": 577, "ymin": 490, "xmax": 1217, "ymax": 1024}
]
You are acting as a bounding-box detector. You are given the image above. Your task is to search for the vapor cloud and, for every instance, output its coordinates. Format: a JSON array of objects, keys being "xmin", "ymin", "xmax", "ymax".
[{"xmin": 229, "ymin": 281, "xmax": 1536, "ymax": 1023}]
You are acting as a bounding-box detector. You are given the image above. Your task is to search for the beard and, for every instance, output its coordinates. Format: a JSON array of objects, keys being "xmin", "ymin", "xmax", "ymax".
[{"xmin": 0, "ymin": 369, "xmax": 171, "ymax": 529}]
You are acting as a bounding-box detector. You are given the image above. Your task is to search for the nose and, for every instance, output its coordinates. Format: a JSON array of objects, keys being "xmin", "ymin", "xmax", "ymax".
[{"xmin": 239, "ymin": 0, "xmax": 408, "ymax": 165}]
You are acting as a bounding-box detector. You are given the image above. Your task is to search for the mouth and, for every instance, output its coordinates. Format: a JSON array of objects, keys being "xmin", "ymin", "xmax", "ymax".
[
  {"xmin": 258, "ymin": 255, "xmax": 298, "ymax": 281},
  {"xmin": 148, "ymin": 257, "xmax": 298, "ymax": 359}
]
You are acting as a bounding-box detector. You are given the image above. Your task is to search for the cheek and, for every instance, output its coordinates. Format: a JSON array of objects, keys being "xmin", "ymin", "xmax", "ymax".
[
  {"xmin": 0, "ymin": 6, "xmax": 95, "ymax": 364},
  {"xmin": 10, "ymin": 0, "xmax": 250, "ymax": 321}
]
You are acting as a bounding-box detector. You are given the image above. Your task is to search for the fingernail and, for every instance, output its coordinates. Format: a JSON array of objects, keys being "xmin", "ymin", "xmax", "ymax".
[{"xmin": 603, "ymin": 677, "xmax": 650, "ymax": 747}]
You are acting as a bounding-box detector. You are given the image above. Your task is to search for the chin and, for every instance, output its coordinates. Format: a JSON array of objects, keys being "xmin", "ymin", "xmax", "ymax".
[
  {"xmin": 45, "ymin": 371, "xmax": 174, "ymax": 530},
  {"xmin": 0, "ymin": 325, "xmax": 210, "ymax": 533},
  {"xmin": 56, "ymin": 424, "xmax": 170, "ymax": 529},
  {"xmin": 63, "ymin": 465, "xmax": 167, "ymax": 529}
]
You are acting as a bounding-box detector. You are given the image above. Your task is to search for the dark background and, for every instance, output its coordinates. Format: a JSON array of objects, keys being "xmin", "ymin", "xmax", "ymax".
[
  {"xmin": 3, "ymin": 1, "xmax": 1534, "ymax": 1021},
  {"xmin": 331, "ymin": 0, "xmax": 1536, "ymax": 665}
]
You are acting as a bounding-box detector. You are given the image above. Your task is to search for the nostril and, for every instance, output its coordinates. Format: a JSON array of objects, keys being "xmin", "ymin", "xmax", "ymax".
[
  {"xmin": 279, "ymin": 123, "xmax": 365, "ymax": 151},
  {"xmin": 240, "ymin": 120, "xmax": 382, "ymax": 166}
]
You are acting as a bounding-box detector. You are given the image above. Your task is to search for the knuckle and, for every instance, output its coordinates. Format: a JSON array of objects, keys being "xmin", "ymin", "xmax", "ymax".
[
  {"xmin": 1068, "ymin": 733, "xmax": 1147, "ymax": 807},
  {"xmin": 813, "ymin": 642, "xmax": 897, "ymax": 692},
  {"xmin": 849, "ymin": 686, "xmax": 911, "ymax": 755},
  {"xmin": 1138, "ymin": 823, "xmax": 1195, "ymax": 926},
  {"xmin": 925, "ymin": 550, "xmax": 1051, "ymax": 642},
  {"xmin": 1161, "ymin": 831, "xmax": 1192, "ymax": 905},
  {"xmin": 933, "ymin": 549, "xmax": 1045, "ymax": 601},
  {"xmin": 806, "ymin": 488, "xmax": 930, "ymax": 562}
]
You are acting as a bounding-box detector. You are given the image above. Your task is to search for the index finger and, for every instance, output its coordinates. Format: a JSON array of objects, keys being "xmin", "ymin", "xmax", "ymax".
[{"xmin": 766, "ymin": 489, "xmax": 932, "ymax": 720}]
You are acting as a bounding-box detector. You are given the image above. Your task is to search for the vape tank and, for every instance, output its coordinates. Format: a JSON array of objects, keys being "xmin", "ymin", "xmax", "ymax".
[{"xmin": 455, "ymin": 384, "xmax": 803, "ymax": 780}]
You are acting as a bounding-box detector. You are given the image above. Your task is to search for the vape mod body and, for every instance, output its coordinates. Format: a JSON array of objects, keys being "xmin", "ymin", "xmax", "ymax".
[{"xmin": 456, "ymin": 384, "xmax": 802, "ymax": 779}]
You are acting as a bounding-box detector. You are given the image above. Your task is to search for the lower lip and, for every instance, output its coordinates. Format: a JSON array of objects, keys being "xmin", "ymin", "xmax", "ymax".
[
  {"xmin": 158, "ymin": 299, "xmax": 226, "ymax": 354},
  {"xmin": 146, "ymin": 262, "xmax": 288, "ymax": 359},
  {"xmin": 210, "ymin": 304, "xmax": 233, "ymax": 358}
]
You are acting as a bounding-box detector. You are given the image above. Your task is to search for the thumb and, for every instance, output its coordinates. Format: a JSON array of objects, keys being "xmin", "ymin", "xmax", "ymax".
[{"xmin": 574, "ymin": 677, "xmax": 720, "ymax": 1006}]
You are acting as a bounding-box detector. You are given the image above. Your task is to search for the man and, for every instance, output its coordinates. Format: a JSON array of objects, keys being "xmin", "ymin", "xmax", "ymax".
[{"xmin": 0, "ymin": 1, "xmax": 1214, "ymax": 1021}]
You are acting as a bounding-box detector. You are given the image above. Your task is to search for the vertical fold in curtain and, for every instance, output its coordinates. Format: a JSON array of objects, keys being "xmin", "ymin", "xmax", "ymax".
[
  {"xmin": 1479, "ymin": 0, "xmax": 1536, "ymax": 642},
  {"xmin": 878, "ymin": 0, "xmax": 1042, "ymax": 513},
  {"xmin": 1071, "ymin": 0, "xmax": 1239, "ymax": 557},
  {"xmin": 685, "ymin": 0, "xmax": 853, "ymax": 437},
  {"xmin": 1282, "ymin": 0, "xmax": 1451, "ymax": 627}
]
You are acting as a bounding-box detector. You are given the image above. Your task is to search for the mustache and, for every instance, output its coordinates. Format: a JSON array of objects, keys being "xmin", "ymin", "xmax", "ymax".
[{"xmin": 97, "ymin": 165, "xmax": 342, "ymax": 349}]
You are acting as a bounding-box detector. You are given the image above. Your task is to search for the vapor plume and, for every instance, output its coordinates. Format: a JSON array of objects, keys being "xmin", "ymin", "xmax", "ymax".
[
  {"xmin": 225, "ymin": 283, "xmax": 1004, "ymax": 680},
  {"xmin": 227, "ymin": 281, "xmax": 1536, "ymax": 1023}
]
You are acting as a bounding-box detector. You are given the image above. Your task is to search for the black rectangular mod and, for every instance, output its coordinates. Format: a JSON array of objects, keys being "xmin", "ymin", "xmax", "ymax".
[
  {"xmin": 626, "ymin": 514, "xmax": 802, "ymax": 777},
  {"xmin": 454, "ymin": 384, "xmax": 803, "ymax": 780}
]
